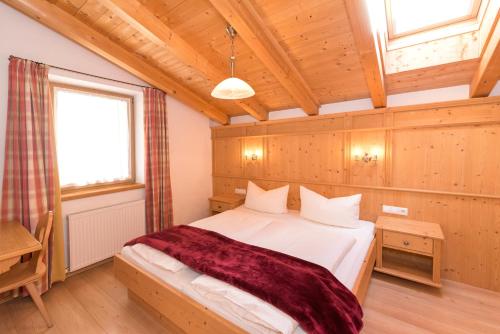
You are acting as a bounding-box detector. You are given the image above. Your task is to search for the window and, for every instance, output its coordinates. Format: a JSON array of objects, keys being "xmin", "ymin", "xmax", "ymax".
[
  {"xmin": 53, "ymin": 84, "xmax": 135, "ymax": 191},
  {"xmin": 386, "ymin": 0, "xmax": 481, "ymax": 39}
]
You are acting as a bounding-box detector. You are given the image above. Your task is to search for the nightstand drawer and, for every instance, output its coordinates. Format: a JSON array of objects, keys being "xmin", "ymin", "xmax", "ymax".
[
  {"xmin": 210, "ymin": 201, "xmax": 233, "ymax": 212},
  {"xmin": 383, "ymin": 231, "xmax": 433, "ymax": 255}
]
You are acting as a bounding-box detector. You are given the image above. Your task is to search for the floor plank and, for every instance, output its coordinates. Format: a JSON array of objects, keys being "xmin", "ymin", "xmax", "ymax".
[
  {"xmin": 0, "ymin": 302, "xmax": 18, "ymax": 334},
  {"xmin": 363, "ymin": 274, "xmax": 500, "ymax": 334},
  {"xmin": 1, "ymin": 262, "xmax": 499, "ymax": 333},
  {"xmin": 77, "ymin": 263, "xmax": 170, "ymax": 334}
]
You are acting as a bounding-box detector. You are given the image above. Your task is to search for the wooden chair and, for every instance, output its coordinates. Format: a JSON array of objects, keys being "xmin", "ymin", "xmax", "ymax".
[{"xmin": 0, "ymin": 212, "xmax": 54, "ymax": 327}]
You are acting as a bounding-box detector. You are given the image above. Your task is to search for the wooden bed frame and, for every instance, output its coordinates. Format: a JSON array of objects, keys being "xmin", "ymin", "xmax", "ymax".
[{"xmin": 114, "ymin": 238, "xmax": 376, "ymax": 334}]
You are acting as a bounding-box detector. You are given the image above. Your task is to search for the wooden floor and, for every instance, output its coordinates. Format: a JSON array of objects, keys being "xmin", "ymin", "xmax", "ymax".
[{"xmin": 1, "ymin": 262, "xmax": 499, "ymax": 334}]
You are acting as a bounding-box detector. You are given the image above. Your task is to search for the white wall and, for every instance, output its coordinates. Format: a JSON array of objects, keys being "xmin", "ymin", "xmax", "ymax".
[
  {"xmin": 0, "ymin": 3, "xmax": 213, "ymax": 266},
  {"xmin": 229, "ymin": 84, "xmax": 500, "ymax": 124},
  {"xmin": 167, "ymin": 97, "xmax": 213, "ymax": 225}
]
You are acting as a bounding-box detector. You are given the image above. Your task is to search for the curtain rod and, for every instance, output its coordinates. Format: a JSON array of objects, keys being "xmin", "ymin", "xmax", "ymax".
[{"xmin": 8, "ymin": 55, "xmax": 153, "ymax": 90}]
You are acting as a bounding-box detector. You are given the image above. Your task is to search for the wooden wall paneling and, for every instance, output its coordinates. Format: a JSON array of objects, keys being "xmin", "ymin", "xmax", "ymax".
[
  {"xmin": 384, "ymin": 111, "xmax": 394, "ymax": 187},
  {"xmin": 245, "ymin": 125, "xmax": 268, "ymax": 137},
  {"xmin": 383, "ymin": 110, "xmax": 395, "ymax": 128},
  {"xmin": 212, "ymin": 176, "xmax": 248, "ymax": 196},
  {"xmin": 213, "ymin": 126, "xmax": 247, "ymax": 139},
  {"xmin": 350, "ymin": 130, "xmax": 386, "ymax": 186},
  {"xmin": 243, "ymin": 137, "xmax": 264, "ymax": 179},
  {"xmin": 260, "ymin": 133, "xmax": 345, "ymax": 184},
  {"xmin": 392, "ymin": 125, "xmax": 500, "ymax": 195},
  {"xmin": 351, "ymin": 112, "xmax": 385, "ymax": 129},
  {"xmin": 213, "ymin": 138, "xmax": 243, "ymax": 177},
  {"xmin": 392, "ymin": 99, "xmax": 500, "ymax": 128},
  {"xmin": 265, "ymin": 117, "xmax": 344, "ymax": 135},
  {"xmin": 392, "ymin": 193, "xmax": 500, "ymax": 291},
  {"xmin": 303, "ymin": 133, "xmax": 344, "ymax": 184},
  {"xmin": 392, "ymin": 127, "xmax": 459, "ymax": 192},
  {"xmin": 212, "ymin": 97, "xmax": 500, "ymax": 292},
  {"xmin": 344, "ymin": 115, "xmax": 353, "ymax": 184},
  {"xmin": 211, "ymin": 129, "xmax": 215, "ymax": 186},
  {"xmin": 384, "ymin": 130, "xmax": 393, "ymax": 187},
  {"xmin": 343, "ymin": 132, "xmax": 352, "ymax": 185},
  {"xmin": 264, "ymin": 135, "xmax": 293, "ymax": 180}
]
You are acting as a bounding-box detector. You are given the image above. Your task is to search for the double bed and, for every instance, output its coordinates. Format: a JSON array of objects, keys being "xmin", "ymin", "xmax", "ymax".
[{"xmin": 114, "ymin": 206, "xmax": 376, "ymax": 334}]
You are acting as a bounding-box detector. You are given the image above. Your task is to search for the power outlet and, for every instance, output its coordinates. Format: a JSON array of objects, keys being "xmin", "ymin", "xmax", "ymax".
[
  {"xmin": 382, "ymin": 205, "xmax": 408, "ymax": 216},
  {"xmin": 234, "ymin": 188, "xmax": 247, "ymax": 195}
]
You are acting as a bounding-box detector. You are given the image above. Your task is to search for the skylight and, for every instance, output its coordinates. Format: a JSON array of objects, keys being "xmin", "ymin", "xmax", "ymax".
[{"xmin": 386, "ymin": 0, "xmax": 480, "ymax": 38}]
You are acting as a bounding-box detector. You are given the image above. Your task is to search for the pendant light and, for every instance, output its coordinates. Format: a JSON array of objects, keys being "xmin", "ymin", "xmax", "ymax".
[{"xmin": 211, "ymin": 25, "xmax": 255, "ymax": 100}]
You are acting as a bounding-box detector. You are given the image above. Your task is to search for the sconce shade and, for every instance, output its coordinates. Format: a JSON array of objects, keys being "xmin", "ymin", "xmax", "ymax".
[{"xmin": 211, "ymin": 77, "xmax": 255, "ymax": 99}]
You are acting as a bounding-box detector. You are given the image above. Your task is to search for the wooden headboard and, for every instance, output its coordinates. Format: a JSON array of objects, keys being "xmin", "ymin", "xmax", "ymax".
[{"xmin": 211, "ymin": 96, "xmax": 500, "ymax": 292}]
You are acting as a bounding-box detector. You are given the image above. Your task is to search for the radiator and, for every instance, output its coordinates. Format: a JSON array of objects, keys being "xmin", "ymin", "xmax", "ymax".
[{"xmin": 68, "ymin": 200, "xmax": 145, "ymax": 272}]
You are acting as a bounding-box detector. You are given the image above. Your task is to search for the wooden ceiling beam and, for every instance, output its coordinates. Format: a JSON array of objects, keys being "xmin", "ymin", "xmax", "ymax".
[
  {"xmin": 208, "ymin": 0, "xmax": 319, "ymax": 116},
  {"xmin": 3, "ymin": 0, "xmax": 229, "ymax": 124},
  {"xmin": 101, "ymin": 0, "xmax": 268, "ymax": 121},
  {"xmin": 344, "ymin": 0, "xmax": 387, "ymax": 108},
  {"xmin": 470, "ymin": 13, "xmax": 500, "ymax": 97}
]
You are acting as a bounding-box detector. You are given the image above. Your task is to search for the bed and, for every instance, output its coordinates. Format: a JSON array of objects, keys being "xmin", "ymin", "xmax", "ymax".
[{"xmin": 114, "ymin": 206, "xmax": 376, "ymax": 334}]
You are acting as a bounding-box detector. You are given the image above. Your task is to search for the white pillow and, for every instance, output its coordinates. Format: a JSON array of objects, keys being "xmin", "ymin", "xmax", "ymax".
[
  {"xmin": 244, "ymin": 181, "xmax": 289, "ymax": 214},
  {"xmin": 300, "ymin": 186, "xmax": 361, "ymax": 228}
]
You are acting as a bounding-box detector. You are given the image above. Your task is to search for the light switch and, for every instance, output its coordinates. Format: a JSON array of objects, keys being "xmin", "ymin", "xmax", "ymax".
[{"xmin": 382, "ymin": 205, "xmax": 408, "ymax": 216}]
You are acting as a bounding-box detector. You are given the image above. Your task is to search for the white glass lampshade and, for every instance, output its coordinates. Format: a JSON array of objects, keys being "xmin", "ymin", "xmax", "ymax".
[{"xmin": 211, "ymin": 77, "xmax": 255, "ymax": 99}]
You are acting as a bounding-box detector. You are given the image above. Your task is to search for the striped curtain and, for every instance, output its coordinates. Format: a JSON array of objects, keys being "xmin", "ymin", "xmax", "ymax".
[
  {"xmin": 1, "ymin": 58, "xmax": 65, "ymax": 291},
  {"xmin": 144, "ymin": 88, "xmax": 173, "ymax": 233}
]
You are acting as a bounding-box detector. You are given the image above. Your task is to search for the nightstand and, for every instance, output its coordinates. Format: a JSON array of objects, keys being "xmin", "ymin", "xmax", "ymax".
[
  {"xmin": 375, "ymin": 216, "xmax": 444, "ymax": 287},
  {"xmin": 209, "ymin": 194, "xmax": 245, "ymax": 215}
]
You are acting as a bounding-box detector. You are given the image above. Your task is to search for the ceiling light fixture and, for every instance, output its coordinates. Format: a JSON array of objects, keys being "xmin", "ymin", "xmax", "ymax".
[{"xmin": 211, "ymin": 25, "xmax": 255, "ymax": 100}]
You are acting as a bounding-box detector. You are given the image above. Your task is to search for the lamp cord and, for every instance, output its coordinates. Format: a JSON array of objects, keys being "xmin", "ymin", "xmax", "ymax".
[{"xmin": 230, "ymin": 34, "xmax": 235, "ymax": 77}]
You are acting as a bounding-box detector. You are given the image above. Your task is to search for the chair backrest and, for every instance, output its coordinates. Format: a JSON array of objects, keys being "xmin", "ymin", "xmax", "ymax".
[{"xmin": 30, "ymin": 211, "xmax": 54, "ymax": 272}]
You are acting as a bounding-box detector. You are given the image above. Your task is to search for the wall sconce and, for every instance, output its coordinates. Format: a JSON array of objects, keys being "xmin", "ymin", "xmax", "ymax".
[
  {"xmin": 244, "ymin": 148, "xmax": 262, "ymax": 160},
  {"xmin": 353, "ymin": 147, "xmax": 381, "ymax": 163}
]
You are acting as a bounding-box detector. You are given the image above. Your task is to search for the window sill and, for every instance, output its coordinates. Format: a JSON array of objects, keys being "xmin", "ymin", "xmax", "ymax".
[{"xmin": 61, "ymin": 183, "xmax": 145, "ymax": 202}]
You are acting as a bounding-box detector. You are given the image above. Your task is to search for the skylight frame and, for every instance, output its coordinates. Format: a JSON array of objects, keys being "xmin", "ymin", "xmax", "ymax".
[{"xmin": 385, "ymin": 0, "xmax": 482, "ymax": 40}]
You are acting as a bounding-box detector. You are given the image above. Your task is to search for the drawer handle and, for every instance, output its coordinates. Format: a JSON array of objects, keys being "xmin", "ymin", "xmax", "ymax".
[
  {"xmin": 403, "ymin": 240, "xmax": 410, "ymax": 246},
  {"xmin": 217, "ymin": 205, "xmax": 222, "ymax": 209}
]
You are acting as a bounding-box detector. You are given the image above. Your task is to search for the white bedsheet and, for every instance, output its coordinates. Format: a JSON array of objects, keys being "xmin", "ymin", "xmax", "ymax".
[
  {"xmin": 121, "ymin": 206, "xmax": 375, "ymax": 334},
  {"xmin": 129, "ymin": 243, "xmax": 185, "ymax": 272},
  {"xmin": 192, "ymin": 275, "xmax": 297, "ymax": 334},
  {"xmin": 242, "ymin": 215, "xmax": 356, "ymax": 272},
  {"xmin": 190, "ymin": 208, "xmax": 277, "ymax": 242}
]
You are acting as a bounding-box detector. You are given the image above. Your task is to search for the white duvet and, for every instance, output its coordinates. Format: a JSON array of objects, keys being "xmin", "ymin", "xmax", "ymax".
[{"xmin": 127, "ymin": 207, "xmax": 362, "ymax": 334}]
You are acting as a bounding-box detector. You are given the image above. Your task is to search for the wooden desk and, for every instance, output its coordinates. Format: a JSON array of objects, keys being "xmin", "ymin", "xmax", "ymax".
[{"xmin": 0, "ymin": 221, "xmax": 41, "ymax": 274}]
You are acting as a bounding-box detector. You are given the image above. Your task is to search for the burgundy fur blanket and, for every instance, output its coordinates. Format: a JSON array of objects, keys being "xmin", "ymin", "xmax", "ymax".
[{"xmin": 125, "ymin": 225, "xmax": 363, "ymax": 334}]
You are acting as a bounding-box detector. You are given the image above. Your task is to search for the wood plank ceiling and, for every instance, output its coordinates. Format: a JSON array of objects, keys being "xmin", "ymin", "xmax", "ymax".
[{"xmin": 4, "ymin": 0, "xmax": 499, "ymax": 124}]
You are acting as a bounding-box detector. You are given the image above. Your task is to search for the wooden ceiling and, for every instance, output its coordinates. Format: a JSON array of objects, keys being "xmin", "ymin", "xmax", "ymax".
[{"xmin": 4, "ymin": 0, "xmax": 500, "ymax": 124}]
